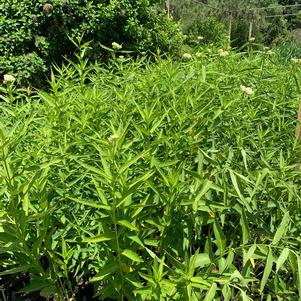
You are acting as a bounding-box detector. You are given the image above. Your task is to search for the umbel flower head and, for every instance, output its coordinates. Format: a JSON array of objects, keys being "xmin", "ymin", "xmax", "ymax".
[
  {"xmin": 218, "ymin": 49, "xmax": 229, "ymax": 57},
  {"xmin": 43, "ymin": 3, "xmax": 53, "ymax": 13},
  {"xmin": 108, "ymin": 134, "xmax": 119, "ymax": 143},
  {"xmin": 182, "ymin": 53, "xmax": 192, "ymax": 61},
  {"xmin": 292, "ymin": 58, "xmax": 301, "ymax": 65},
  {"xmin": 240, "ymin": 85, "xmax": 254, "ymax": 95},
  {"xmin": 249, "ymin": 37, "xmax": 255, "ymax": 42},
  {"xmin": 3, "ymin": 74, "xmax": 16, "ymax": 83},
  {"xmin": 112, "ymin": 42, "xmax": 122, "ymax": 50}
]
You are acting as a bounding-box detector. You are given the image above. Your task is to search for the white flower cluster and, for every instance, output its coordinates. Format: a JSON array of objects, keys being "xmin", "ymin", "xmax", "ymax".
[
  {"xmin": 3, "ymin": 74, "xmax": 16, "ymax": 83},
  {"xmin": 182, "ymin": 53, "xmax": 192, "ymax": 61},
  {"xmin": 240, "ymin": 85, "xmax": 254, "ymax": 95},
  {"xmin": 218, "ymin": 49, "xmax": 229, "ymax": 57},
  {"xmin": 112, "ymin": 42, "xmax": 122, "ymax": 50},
  {"xmin": 292, "ymin": 58, "xmax": 301, "ymax": 65},
  {"xmin": 108, "ymin": 134, "xmax": 119, "ymax": 143}
]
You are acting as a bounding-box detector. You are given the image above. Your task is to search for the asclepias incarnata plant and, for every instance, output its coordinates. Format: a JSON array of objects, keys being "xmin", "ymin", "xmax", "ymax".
[{"xmin": 0, "ymin": 46, "xmax": 301, "ymax": 300}]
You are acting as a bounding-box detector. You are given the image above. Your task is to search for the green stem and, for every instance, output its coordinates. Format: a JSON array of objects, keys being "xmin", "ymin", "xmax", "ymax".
[
  {"xmin": 2, "ymin": 150, "xmax": 12, "ymax": 189},
  {"xmin": 112, "ymin": 204, "xmax": 125, "ymax": 301}
]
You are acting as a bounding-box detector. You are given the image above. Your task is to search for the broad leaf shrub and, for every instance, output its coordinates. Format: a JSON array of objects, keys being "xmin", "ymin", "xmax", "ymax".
[
  {"xmin": 0, "ymin": 0, "xmax": 183, "ymax": 85},
  {"xmin": 1, "ymin": 49, "xmax": 301, "ymax": 300}
]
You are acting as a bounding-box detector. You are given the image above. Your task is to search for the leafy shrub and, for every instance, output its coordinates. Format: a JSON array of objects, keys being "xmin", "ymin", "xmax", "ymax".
[
  {"xmin": 0, "ymin": 0, "xmax": 183, "ymax": 85},
  {"xmin": 1, "ymin": 50, "xmax": 301, "ymax": 300}
]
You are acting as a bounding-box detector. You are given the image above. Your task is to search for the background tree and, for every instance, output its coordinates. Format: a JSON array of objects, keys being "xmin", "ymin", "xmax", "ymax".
[
  {"xmin": 170, "ymin": 0, "xmax": 292, "ymax": 47},
  {"xmin": 0, "ymin": 0, "xmax": 183, "ymax": 85}
]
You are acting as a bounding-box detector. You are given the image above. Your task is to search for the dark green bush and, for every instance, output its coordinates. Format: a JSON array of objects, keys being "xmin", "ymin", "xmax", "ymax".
[{"xmin": 0, "ymin": 0, "xmax": 183, "ymax": 85}]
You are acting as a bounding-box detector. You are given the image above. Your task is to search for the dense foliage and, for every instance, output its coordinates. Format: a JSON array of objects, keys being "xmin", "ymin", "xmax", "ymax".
[
  {"xmin": 0, "ymin": 0, "xmax": 182, "ymax": 84},
  {"xmin": 1, "ymin": 48, "xmax": 301, "ymax": 300}
]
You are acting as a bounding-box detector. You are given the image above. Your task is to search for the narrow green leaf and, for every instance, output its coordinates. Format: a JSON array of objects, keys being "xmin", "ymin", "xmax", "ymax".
[
  {"xmin": 201, "ymin": 65, "xmax": 206, "ymax": 82},
  {"xmin": 118, "ymin": 220, "xmax": 139, "ymax": 231},
  {"xmin": 158, "ymin": 255, "xmax": 165, "ymax": 280},
  {"xmin": 76, "ymin": 160, "xmax": 111, "ymax": 180},
  {"xmin": 276, "ymin": 248, "xmax": 290, "ymax": 273},
  {"xmin": 213, "ymin": 219, "xmax": 226, "ymax": 256},
  {"xmin": 240, "ymin": 148, "xmax": 249, "ymax": 172},
  {"xmin": 22, "ymin": 185, "xmax": 30, "ymax": 215},
  {"xmin": 101, "ymin": 157, "xmax": 112, "ymax": 179},
  {"xmin": 260, "ymin": 247, "xmax": 273, "ymax": 293},
  {"xmin": 134, "ymin": 288, "xmax": 152, "ymax": 296},
  {"xmin": 0, "ymin": 265, "xmax": 35, "ymax": 276},
  {"xmin": 288, "ymin": 251, "xmax": 297, "ymax": 274},
  {"xmin": 186, "ymin": 283, "xmax": 192, "ymax": 300},
  {"xmin": 82, "ymin": 235, "xmax": 112, "ymax": 243},
  {"xmin": 190, "ymin": 277, "xmax": 210, "ymax": 287},
  {"xmin": 204, "ymin": 282, "xmax": 217, "ymax": 301},
  {"xmin": 128, "ymin": 235, "xmax": 144, "ymax": 247},
  {"xmin": 266, "ymin": 295, "xmax": 272, "ymax": 301},
  {"xmin": 119, "ymin": 150, "xmax": 148, "ymax": 174},
  {"xmin": 139, "ymin": 272, "xmax": 156, "ymax": 285},
  {"xmin": 272, "ymin": 211, "xmax": 290, "ymax": 245},
  {"xmin": 128, "ymin": 171, "xmax": 154, "ymax": 190},
  {"xmin": 145, "ymin": 247, "xmax": 156, "ymax": 259},
  {"xmin": 144, "ymin": 239, "xmax": 159, "ymax": 247},
  {"xmin": 91, "ymin": 176, "xmax": 108, "ymax": 205},
  {"xmin": 188, "ymin": 249, "xmax": 199, "ymax": 278},
  {"xmin": 244, "ymin": 243, "xmax": 256, "ymax": 267},
  {"xmin": 67, "ymin": 196, "xmax": 111, "ymax": 210},
  {"xmin": 229, "ymin": 170, "xmax": 251, "ymax": 212},
  {"xmin": 195, "ymin": 253, "xmax": 211, "ymax": 269},
  {"xmin": 122, "ymin": 249, "xmax": 144, "ymax": 263},
  {"xmin": 297, "ymin": 256, "xmax": 301, "ymax": 299},
  {"xmin": 194, "ymin": 179, "xmax": 212, "ymax": 208},
  {"xmin": 240, "ymin": 208, "xmax": 249, "ymax": 245},
  {"xmin": 241, "ymin": 290, "xmax": 252, "ymax": 301},
  {"xmin": 150, "ymin": 113, "xmax": 167, "ymax": 133},
  {"xmin": 222, "ymin": 284, "xmax": 231, "ymax": 301}
]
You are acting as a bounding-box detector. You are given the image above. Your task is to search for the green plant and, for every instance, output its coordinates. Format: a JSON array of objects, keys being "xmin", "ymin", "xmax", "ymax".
[{"xmin": 1, "ymin": 48, "xmax": 301, "ymax": 300}]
